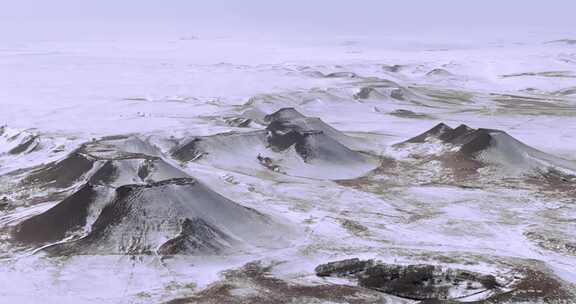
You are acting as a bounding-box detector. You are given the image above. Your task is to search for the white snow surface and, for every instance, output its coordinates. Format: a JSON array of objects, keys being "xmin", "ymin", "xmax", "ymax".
[{"xmin": 1, "ymin": 32, "xmax": 576, "ymax": 303}]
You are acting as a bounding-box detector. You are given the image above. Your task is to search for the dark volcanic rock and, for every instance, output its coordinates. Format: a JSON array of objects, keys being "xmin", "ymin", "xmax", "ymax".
[
  {"xmin": 400, "ymin": 123, "xmax": 506, "ymax": 160},
  {"xmin": 389, "ymin": 109, "xmax": 433, "ymax": 119},
  {"xmin": 157, "ymin": 218, "xmax": 236, "ymax": 255},
  {"xmin": 12, "ymin": 183, "xmax": 101, "ymax": 244},
  {"xmin": 426, "ymin": 68, "xmax": 453, "ymax": 77},
  {"xmin": 382, "ymin": 64, "xmax": 404, "ymax": 73},
  {"xmin": 0, "ymin": 135, "xmax": 191, "ymax": 211},
  {"xmin": 265, "ymin": 108, "xmax": 345, "ymax": 136},
  {"xmin": 264, "ymin": 108, "xmax": 360, "ymax": 148},
  {"xmin": 264, "ymin": 108, "xmax": 368, "ymax": 164},
  {"xmin": 89, "ymin": 160, "xmax": 118, "ymax": 185},
  {"xmin": 263, "ymin": 107, "xmax": 306, "ymax": 123},
  {"xmin": 357, "ymin": 264, "xmax": 497, "ymax": 301},
  {"xmin": 0, "ymin": 197, "xmax": 9, "ymax": 210},
  {"xmin": 7, "ymin": 134, "xmax": 290, "ymax": 257},
  {"xmin": 359, "ymin": 264, "xmax": 436, "ymax": 299},
  {"xmin": 24, "ymin": 149, "xmax": 185, "ymax": 191},
  {"xmin": 401, "ymin": 123, "xmax": 508, "ymax": 157},
  {"xmin": 524, "ymin": 230, "xmax": 576, "ymax": 256},
  {"xmin": 404, "ymin": 123, "xmax": 454, "ymax": 144},
  {"xmin": 354, "ymin": 87, "xmax": 374, "ymax": 100},
  {"xmin": 437, "ymin": 124, "xmax": 474, "ymax": 142},
  {"xmin": 546, "ymin": 39, "xmax": 576, "ymax": 45},
  {"xmin": 266, "ymin": 121, "xmax": 366, "ymax": 165},
  {"xmin": 401, "ymin": 123, "xmax": 576, "ymax": 174},
  {"xmin": 20, "ymin": 135, "xmax": 165, "ymax": 190},
  {"xmin": 352, "ymin": 81, "xmax": 403, "ymax": 101},
  {"xmin": 265, "ymin": 120, "xmax": 316, "ymax": 152},
  {"xmin": 354, "ymin": 87, "xmax": 384, "ymax": 100},
  {"xmin": 172, "ymin": 108, "xmax": 375, "ymax": 179},
  {"xmin": 315, "ymin": 258, "xmax": 374, "ymax": 277},
  {"xmin": 324, "ymin": 71, "xmax": 359, "ymax": 78},
  {"xmin": 315, "ymin": 259, "xmax": 575, "ymax": 302},
  {"xmin": 454, "ymin": 129, "xmax": 496, "ymax": 156},
  {"xmin": 225, "ymin": 117, "xmax": 252, "ymax": 128},
  {"xmin": 25, "ymin": 152, "xmax": 95, "ymax": 189},
  {"xmin": 315, "ymin": 259, "xmax": 499, "ymax": 301},
  {"xmin": 172, "ymin": 138, "xmax": 205, "ymax": 162},
  {"xmin": 0, "ymin": 128, "xmax": 44, "ymax": 156},
  {"xmin": 45, "ymin": 178, "xmax": 281, "ymax": 255},
  {"xmin": 265, "ymin": 120, "xmax": 323, "ymax": 161},
  {"xmin": 375, "ymin": 122, "xmax": 576, "ymax": 187},
  {"xmin": 553, "ymin": 86, "xmax": 576, "ymax": 96},
  {"xmin": 485, "ymin": 268, "xmax": 574, "ymax": 303},
  {"xmin": 8, "ymin": 135, "xmax": 40, "ymax": 155}
]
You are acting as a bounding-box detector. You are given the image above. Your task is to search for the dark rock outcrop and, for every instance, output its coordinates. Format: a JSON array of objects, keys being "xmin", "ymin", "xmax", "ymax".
[
  {"xmin": 263, "ymin": 107, "xmax": 306, "ymax": 122},
  {"xmin": 400, "ymin": 123, "xmax": 576, "ymax": 173},
  {"xmin": 167, "ymin": 262, "xmax": 392, "ymax": 304},
  {"xmin": 324, "ymin": 71, "xmax": 359, "ymax": 79},
  {"xmin": 12, "ymin": 183, "xmax": 102, "ymax": 244},
  {"xmin": 357, "ymin": 264, "xmax": 497, "ymax": 301},
  {"xmin": 25, "ymin": 152, "xmax": 95, "ymax": 189},
  {"xmin": 389, "ymin": 109, "xmax": 432, "ymax": 119},
  {"xmin": 315, "ymin": 259, "xmax": 498, "ymax": 301},
  {"xmin": 403, "ymin": 123, "xmax": 455, "ymax": 144},
  {"xmin": 315, "ymin": 259, "xmax": 576, "ymax": 303},
  {"xmin": 8, "ymin": 135, "xmax": 40, "ymax": 155},
  {"xmin": 225, "ymin": 117, "xmax": 253, "ymax": 128},
  {"xmin": 315, "ymin": 258, "xmax": 375, "ymax": 277},
  {"xmin": 157, "ymin": 218, "xmax": 237, "ymax": 255},
  {"xmin": 426, "ymin": 68, "xmax": 453, "ymax": 77},
  {"xmin": 172, "ymin": 138, "xmax": 206, "ymax": 162}
]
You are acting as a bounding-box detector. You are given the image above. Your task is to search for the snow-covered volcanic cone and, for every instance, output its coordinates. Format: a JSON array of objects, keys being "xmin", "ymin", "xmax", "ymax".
[
  {"xmin": 31, "ymin": 178, "xmax": 288, "ymax": 256},
  {"xmin": 397, "ymin": 122, "xmax": 576, "ymax": 178},
  {"xmin": 9, "ymin": 135, "xmax": 171, "ymax": 189},
  {"xmin": 12, "ymin": 183, "xmax": 114, "ymax": 244},
  {"xmin": 0, "ymin": 135, "xmax": 186, "ymax": 207},
  {"xmin": 9, "ymin": 135, "xmax": 292, "ymax": 256},
  {"xmin": 263, "ymin": 107, "xmax": 360, "ymax": 148},
  {"xmin": 172, "ymin": 108, "xmax": 378, "ymax": 180}
]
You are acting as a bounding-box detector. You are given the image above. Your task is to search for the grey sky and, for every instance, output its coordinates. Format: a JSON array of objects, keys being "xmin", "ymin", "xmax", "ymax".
[{"xmin": 1, "ymin": 0, "xmax": 575, "ymax": 39}]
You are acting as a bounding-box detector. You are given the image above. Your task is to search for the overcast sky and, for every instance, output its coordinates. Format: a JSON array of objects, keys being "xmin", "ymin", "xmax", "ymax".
[{"xmin": 1, "ymin": 0, "xmax": 575, "ymax": 39}]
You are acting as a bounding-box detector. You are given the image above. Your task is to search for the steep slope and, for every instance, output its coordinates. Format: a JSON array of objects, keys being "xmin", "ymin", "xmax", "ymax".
[
  {"xmin": 172, "ymin": 108, "xmax": 378, "ymax": 180},
  {"xmin": 0, "ymin": 126, "xmax": 40, "ymax": 156},
  {"xmin": 397, "ymin": 122, "xmax": 576, "ymax": 178},
  {"xmin": 10, "ymin": 135, "xmax": 190, "ymax": 244},
  {"xmin": 12, "ymin": 183, "xmax": 113, "ymax": 244},
  {"xmin": 44, "ymin": 178, "xmax": 287, "ymax": 255},
  {"xmin": 13, "ymin": 135, "xmax": 165, "ymax": 191},
  {"xmin": 264, "ymin": 107, "xmax": 357, "ymax": 147},
  {"xmin": 0, "ymin": 135, "xmax": 181, "ymax": 208},
  {"xmin": 9, "ymin": 133, "xmax": 293, "ymax": 256}
]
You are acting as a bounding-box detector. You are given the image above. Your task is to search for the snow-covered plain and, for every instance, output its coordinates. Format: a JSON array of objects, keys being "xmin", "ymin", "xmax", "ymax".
[{"xmin": 1, "ymin": 31, "xmax": 576, "ymax": 303}]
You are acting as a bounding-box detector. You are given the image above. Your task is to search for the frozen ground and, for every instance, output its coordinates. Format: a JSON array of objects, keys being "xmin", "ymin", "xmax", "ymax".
[{"xmin": 1, "ymin": 31, "xmax": 576, "ymax": 303}]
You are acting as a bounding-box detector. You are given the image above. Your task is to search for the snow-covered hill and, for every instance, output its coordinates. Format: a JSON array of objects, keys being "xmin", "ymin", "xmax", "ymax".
[{"xmin": 1, "ymin": 32, "xmax": 576, "ymax": 303}]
